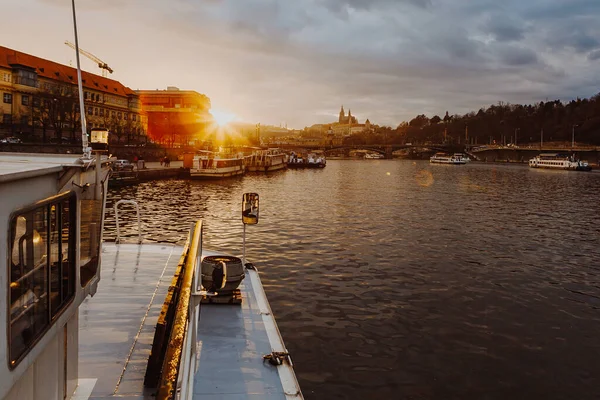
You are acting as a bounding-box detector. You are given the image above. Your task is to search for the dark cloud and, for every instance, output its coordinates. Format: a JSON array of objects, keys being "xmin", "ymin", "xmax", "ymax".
[
  {"xmin": 24, "ymin": 0, "xmax": 600, "ymax": 127},
  {"xmin": 496, "ymin": 45, "xmax": 539, "ymax": 66},
  {"xmin": 545, "ymin": 24, "xmax": 600, "ymax": 53},
  {"xmin": 588, "ymin": 50, "xmax": 600, "ymax": 61},
  {"xmin": 483, "ymin": 14, "xmax": 526, "ymax": 42},
  {"xmin": 323, "ymin": 0, "xmax": 431, "ymax": 14}
]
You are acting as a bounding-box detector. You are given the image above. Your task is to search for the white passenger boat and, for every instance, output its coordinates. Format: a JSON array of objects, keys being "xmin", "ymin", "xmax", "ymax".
[
  {"xmin": 453, "ymin": 153, "xmax": 471, "ymax": 162},
  {"xmin": 364, "ymin": 153, "xmax": 384, "ymax": 159},
  {"xmin": 287, "ymin": 152, "xmax": 327, "ymax": 169},
  {"xmin": 429, "ymin": 153, "xmax": 467, "ymax": 164},
  {"xmin": 528, "ymin": 153, "xmax": 592, "ymax": 171},
  {"xmin": 190, "ymin": 151, "xmax": 245, "ymax": 179},
  {"xmin": 244, "ymin": 148, "xmax": 287, "ymax": 172}
]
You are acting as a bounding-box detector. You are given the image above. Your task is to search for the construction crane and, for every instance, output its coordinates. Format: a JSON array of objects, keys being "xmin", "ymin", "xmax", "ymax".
[{"xmin": 64, "ymin": 41, "xmax": 113, "ymax": 77}]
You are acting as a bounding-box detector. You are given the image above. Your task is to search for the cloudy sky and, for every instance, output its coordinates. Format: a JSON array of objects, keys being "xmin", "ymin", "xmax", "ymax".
[{"xmin": 3, "ymin": 0, "xmax": 599, "ymax": 128}]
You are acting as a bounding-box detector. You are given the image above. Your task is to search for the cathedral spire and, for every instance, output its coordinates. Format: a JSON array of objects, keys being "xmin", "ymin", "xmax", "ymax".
[{"xmin": 339, "ymin": 105, "xmax": 346, "ymax": 124}]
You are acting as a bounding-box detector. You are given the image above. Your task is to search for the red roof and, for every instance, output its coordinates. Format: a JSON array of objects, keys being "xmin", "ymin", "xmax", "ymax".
[{"xmin": 0, "ymin": 45, "xmax": 135, "ymax": 97}]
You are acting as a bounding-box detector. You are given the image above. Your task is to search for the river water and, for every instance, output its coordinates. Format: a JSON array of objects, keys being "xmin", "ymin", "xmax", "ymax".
[{"xmin": 104, "ymin": 160, "xmax": 600, "ymax": 400}]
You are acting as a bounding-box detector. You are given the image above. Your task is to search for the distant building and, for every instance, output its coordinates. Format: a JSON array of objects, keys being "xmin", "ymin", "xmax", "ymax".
[
  {"xmin": 0, "ymin": 45, "xmax": 147, "ymax": 143},
  {"xmin": 338, "ymin": 105, "xmax": 357, "ymax": 124},
  {"xmin": 137, "ymin": 87, "xmax": 211, "ymax": 146}
]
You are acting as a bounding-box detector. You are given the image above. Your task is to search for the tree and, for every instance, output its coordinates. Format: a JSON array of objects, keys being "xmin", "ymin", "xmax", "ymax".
[{"xmin": 430, "ymin": 115, "xmax": 442, "ymax": 124}]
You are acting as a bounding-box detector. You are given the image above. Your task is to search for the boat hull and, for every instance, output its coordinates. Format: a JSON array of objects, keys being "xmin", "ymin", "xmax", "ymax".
[
  {"xmin": 287, "ymin": 162, "xmax": 326, "ymax": 169},
  {"xmin": 190, "ymin": 167, "xmax": 245, "ymax": 179},
  {"xmin": 247, "ymin": 162, "xmax": 287, "ymax": 173},
  {"xmin": 430, "ymin": 159, "xmax": 466, "ymax": 164},
  {"xmin": 529, "ymin": 164, "xmax": 592, "ymax": 171}
]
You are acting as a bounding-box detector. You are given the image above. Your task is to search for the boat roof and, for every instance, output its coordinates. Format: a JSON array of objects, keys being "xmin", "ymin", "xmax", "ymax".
[
  {"xmin": 0, "ymin": 152, "xmax": 86, "ymax": 184},
  {"xmin": 77, "ymin": 243, "xmax": 300, "ymax": 399}
]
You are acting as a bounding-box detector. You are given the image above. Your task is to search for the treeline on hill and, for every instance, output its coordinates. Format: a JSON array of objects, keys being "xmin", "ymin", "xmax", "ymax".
[{"xmin": 344, "ymin": 94, "xmax": 600, "ymax": 146}]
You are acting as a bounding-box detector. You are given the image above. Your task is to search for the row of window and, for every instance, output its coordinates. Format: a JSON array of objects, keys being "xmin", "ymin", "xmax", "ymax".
[
  {"xmin": 86, "ymin": 106, "xmax": 137, "ymax": 121},
  {"xmin": 84, "ymin": 91, "xmax": 128, "ymax": 107},
  {"xmin": 9, "ymin": 191, "xmax": 104, "ymax": 369},
  {"xmin": 539, "ymin": 161, "xmax": 567, "ymax": 165},
  {"xmin": 9, "ymin": 194, "xmax": 76, "ymax": 368},
  {"xmin": 3, "ymin": 93, "xmax": 140, "ymax": 122}
]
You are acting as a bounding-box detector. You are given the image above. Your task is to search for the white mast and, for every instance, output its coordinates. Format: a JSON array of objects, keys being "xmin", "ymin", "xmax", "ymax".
[{"xmin": 71, "ymin": 0, "xmax": 91, "ymax": 159}]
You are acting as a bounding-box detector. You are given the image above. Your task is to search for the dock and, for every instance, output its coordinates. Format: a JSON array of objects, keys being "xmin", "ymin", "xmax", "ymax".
[{"xmin": 110, "ymin": 161, "xmax": 188, "ymax": 186}]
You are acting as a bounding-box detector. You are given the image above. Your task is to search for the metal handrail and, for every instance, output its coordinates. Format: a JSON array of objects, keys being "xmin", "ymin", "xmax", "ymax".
[
  {"xmin": 114, "ymin": 199, "xmax": 142, "ymax": 243},
  {"xmin": 156, "ymin": 220, "xmax": 203, "ymax": 400}
]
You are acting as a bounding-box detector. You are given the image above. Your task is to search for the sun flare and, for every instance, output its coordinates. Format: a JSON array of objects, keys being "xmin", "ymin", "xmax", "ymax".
[{"xmin": 211, "ymin": 109, "xmax": 236, "ymax": 127}]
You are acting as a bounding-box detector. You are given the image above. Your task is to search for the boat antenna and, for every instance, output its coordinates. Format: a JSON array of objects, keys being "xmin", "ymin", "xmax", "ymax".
[{"xmin": 71, "ymin": 0, "xmax": 91, "ymax": 160}]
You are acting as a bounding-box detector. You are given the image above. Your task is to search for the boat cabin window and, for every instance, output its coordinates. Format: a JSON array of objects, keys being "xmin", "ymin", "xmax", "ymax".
[
  {"xmin": 80, "ymin": 192, "xmax": 104, "ymax": 287},
  {"xmin": 8, "ymin": 193, "xmax": 76, "ymax": 369}
]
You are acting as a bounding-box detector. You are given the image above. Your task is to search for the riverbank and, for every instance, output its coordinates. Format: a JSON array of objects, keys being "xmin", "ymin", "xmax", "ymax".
[{"xmin": 110, "ymin": 161, "xmax": 187, "ymax": 186}]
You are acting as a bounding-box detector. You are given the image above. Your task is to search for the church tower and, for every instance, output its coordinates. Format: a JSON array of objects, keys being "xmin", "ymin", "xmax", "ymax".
[
  {"xmin": 348, "ymin": 109, "xmax": 353, "ymax": 125},
  {"xmin": 339, "ymin": 105, "xmax": 345, "ymax": 124}
]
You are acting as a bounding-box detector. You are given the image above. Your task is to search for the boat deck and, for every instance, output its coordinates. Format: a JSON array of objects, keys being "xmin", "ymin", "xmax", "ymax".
[{"xmin": 75, "ymin": 243, "xmax": 300, "ymax": 400}]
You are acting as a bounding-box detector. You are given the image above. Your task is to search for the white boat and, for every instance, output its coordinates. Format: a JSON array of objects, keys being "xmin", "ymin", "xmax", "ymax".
[
  {"xmin": 529, "ymin": 153, "xmax": 592, "ymax": 171},
  {"xmin": 364, "ymin": 153, "xmax": 384, "ymax": 159},
  {"xmin": 244, "ymin": 148, "xmax": 287, "ymax": 172},
  {"xmin": 190, "ymin": 151, "xmax": 245, "ymax": 179},
  {"xmin": 0, "ymin": 152, "xmax": 111, "ymax": 400},
  {"xmin": 0, "ymin": 154, "xmax": 303, "ymax": 400},
  {"xmin": 429, "ymin": 153, "xmax": 467, "ymax": 164},
  {"xmin": 453, "ymin": 153, "xmax": 471, "ymax": 162},
  {"xmin": 287, "ymin": 152, "xmax": 327, "ymax": 169}
]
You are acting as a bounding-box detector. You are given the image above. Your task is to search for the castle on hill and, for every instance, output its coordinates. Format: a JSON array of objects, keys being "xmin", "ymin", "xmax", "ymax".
[{"xmin": 338, "ymin": 105, "xmax": 358, "ymax": 125}]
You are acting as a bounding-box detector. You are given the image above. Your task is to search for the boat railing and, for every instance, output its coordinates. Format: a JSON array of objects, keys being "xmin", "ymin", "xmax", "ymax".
[
  {"xmin": 114, "ymin": 199, "xmax": 142, "ymax": 244},
  {"xmin": 150, "ymin": 221, "xmax": 203, "ymax": 400}
]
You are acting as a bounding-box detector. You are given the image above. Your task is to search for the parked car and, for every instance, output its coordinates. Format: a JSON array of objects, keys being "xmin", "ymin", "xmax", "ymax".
[
  {"xmin": 112, "ymin": 159, "xmax": 135, "ymax": 171},
  {"xmin": 0, "ymin": 137, "xmax": 22, "ymax": 144},
  {"xmin": 49, "ymin": 137, "xmax": 72, "ymax": 144}
]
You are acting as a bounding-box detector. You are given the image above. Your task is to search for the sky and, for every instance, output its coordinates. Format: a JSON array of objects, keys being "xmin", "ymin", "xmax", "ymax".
[{"xmin": 3, "ymin": 0, "xmax": 600, "ymax": 128}]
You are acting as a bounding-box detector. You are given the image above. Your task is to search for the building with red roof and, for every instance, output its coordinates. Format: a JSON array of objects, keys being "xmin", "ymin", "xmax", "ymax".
[{"xmin": 0, "ymin": 45, "xmax": 147, "ymax": 143}]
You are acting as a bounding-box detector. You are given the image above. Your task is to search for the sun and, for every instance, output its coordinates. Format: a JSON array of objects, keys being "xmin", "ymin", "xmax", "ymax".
[{"xmin": 211, "ymin": 109, "xmax": 236, "ymax": 127}]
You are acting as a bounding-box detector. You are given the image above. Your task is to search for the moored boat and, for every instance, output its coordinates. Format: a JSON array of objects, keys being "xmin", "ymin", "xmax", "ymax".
[
  {"xmin": 0, "ymin": 155, "xmax": 303, "ymax": 399},
  {"xmin": 430, "ymin": 153, "xmax": 467, "ymax": 164},
  {"xmin": 0, "ymin": 152, "xmax": 112, "ymax": 400},
  {"xmin": 364, "ymin": 153, "xmax": 384, "ymax": 159},
  {"xmin": 244, "ymin": 148, "xmax": 287, "ymax": 172},
  {"xmin": 528, "ymin": 153, "xmax": 592, "ymax": 171},
  {"xmin": 190, "ymin": 150, "xmax": 245, "ymax": 179},
  {"xmin": 287, "ymin": 152, "xmax": 326, "ymax": 169}
]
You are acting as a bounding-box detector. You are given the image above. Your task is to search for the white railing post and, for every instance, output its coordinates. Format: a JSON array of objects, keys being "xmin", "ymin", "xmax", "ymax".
[{"xmin": 114, "ymin": 199, "xmax": 142, "ymax": 244}]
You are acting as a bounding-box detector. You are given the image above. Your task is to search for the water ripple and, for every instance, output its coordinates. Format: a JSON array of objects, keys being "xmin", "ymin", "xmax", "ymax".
[{"xmin": 105, "ymin": 161, "xmax": 600, "ymax": 399}]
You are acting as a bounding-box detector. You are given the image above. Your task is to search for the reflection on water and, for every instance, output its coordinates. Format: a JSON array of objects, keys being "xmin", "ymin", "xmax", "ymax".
[{"xmin": 105, "ymin": 161, "xmax": 600, "ymax": 400}]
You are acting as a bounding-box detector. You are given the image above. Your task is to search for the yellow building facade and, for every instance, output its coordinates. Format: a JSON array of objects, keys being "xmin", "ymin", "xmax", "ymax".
[{"xmin": 0, "ymin": 45, "xmax": 147, "ymax": 143}]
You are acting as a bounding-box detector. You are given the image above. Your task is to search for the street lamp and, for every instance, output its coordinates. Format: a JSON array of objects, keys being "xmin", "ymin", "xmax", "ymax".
[
  {"xmin": 514, "ymin": 128, "xmax": 519, "ymax": 147},
  {"xmin": 572, "ymin": 124, "xmax": 578, "ymax": 149}
]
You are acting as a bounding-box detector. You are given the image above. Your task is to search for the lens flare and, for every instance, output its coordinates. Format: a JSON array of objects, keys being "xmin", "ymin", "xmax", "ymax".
[{"xmin": 211, "ymin": 109, "xmax": 236, "ymax": 127}]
